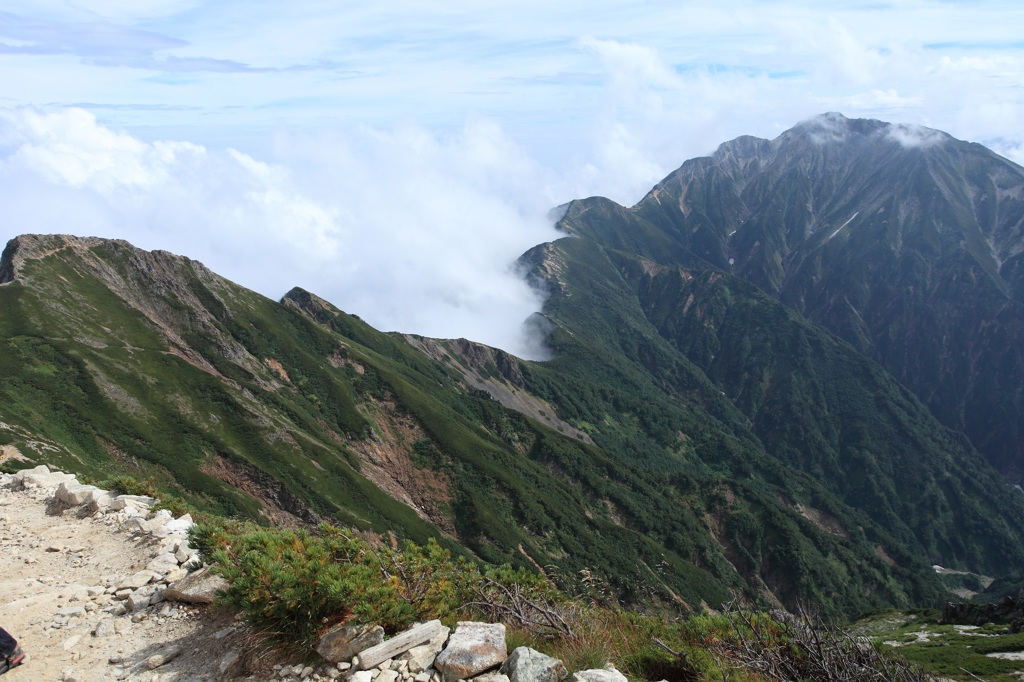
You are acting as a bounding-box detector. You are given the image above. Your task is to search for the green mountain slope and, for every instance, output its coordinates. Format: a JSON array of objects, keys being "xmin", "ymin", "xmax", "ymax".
[
  {"xmin": 516, "ymin": 235, "xmax": 1024, "ymax": 593},
  {"xmin": 559, "ymin": 113, "xmax": 1024, "ymax": 483},
  {"xmin": 2, "ymin": 232, "xmax": 1008, "ymax": 619}
]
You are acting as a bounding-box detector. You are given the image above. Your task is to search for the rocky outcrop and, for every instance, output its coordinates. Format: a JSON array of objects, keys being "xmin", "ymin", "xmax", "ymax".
[{"xmin": 942, "ymin": 594, "xmax": 1024, "ymax": 632}]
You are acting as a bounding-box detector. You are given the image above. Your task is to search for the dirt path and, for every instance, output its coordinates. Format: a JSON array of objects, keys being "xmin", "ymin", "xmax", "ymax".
[{"xmin": 0, "ymin": 471, "xmax": 254, "ymax": 681}]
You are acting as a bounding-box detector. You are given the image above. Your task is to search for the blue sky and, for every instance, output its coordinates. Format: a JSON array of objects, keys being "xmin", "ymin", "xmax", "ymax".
[{"xmin": 1, "ymin": 1, "xmax": 1022, "ymax": 355}]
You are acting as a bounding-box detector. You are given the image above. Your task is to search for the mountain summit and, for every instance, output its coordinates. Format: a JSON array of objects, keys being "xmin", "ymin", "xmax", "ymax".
[{"xmin": 558, "ymin": 112, "xmax": 1024, "ymax": 484}]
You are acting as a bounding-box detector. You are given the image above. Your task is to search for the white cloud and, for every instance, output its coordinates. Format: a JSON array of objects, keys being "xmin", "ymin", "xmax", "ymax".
[
  {"xmin": 3, "ymin": 2, "xmax": 1024, "ymax": 357},
  {"xmin": 0, "ymin": 107, "xmax": 559, "ymax": 358},
  {"xmin": 887, "ymin": 123, "xmax": 947, "ymax": 148}
]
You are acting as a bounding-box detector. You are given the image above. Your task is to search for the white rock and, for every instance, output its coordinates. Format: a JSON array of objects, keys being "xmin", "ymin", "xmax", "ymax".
[
  {"xmin": 378, "ymin": 670, "xmax": 400, "ymax": 682},
  {"xmin": 146, "ymin": 553, "xmax": 180, "ymax": 575},
  {"xmin": 569, "ymin": 670, "xmax": 627, "ymax": 682},
  {"xmin": 56, "ymin": 482, "xmax": 100, "ymax": 506},
  {"xmin": 94, "ymin": 619, "xmax": 116, "ymax": 638},
  {"xmin": 109, "ymin": 495, "xmax": 157, "ymax": 511},
  {"xmin": 118, "ymin": 571, "xmax": 158, "ymax": 590}
]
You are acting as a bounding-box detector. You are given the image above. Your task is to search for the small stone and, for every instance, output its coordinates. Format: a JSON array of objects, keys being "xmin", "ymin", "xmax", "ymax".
[
  {"xmin": 219, "ymin": 651, "xmax": 242, "ymax": 676},
  {"xmin": 146, "ymin": 645, "xmax": 182, "ymax": 670},
  {"xmin": 118, "ymin": 570, "xmax": 158, "ymax": 590},
  {"xmin": 94, "ymin": 619, "xmax": 116, "ymax": 638}
]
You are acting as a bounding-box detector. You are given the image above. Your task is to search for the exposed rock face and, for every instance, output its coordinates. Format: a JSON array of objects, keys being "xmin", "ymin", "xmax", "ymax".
[
  {"xmin": 405, "ymin": 336, "xmax": 592, "ymax": 445},
  {"xmin": 433, "ymin": 621, "xmax": 507, "ymax": 682}
]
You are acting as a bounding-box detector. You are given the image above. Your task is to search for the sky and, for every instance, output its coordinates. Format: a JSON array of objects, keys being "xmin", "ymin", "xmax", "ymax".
[{"xmin": 1, "ymin": 1, "xmax": 1023, "ymax": 357}]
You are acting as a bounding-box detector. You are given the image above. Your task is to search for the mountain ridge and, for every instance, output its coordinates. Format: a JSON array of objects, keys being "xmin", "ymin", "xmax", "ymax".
[{"xmin": 3, "ymin": 113, "xmax": 1024, "ymax": 619}]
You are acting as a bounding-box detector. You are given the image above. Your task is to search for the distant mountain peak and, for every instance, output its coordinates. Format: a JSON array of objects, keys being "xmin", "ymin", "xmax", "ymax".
[{"xmin": 787, "ymin": 111, "xmax": 950, "ymax": 150}]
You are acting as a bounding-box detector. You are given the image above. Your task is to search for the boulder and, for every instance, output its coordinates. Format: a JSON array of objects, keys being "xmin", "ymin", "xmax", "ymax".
[
  {"xmin": 219, "ymin": 651, "xmax": 243, "ymax": 677},
  {"xmin": 56, "ymin": 482, "xmax": 100, "ymax": 506},
  {"xmin": 93, "ymin": 619, "xmax": 116, "ymax": 638},
  {"xmin": 162, "ymin": 566, "xmax": 188, "ymax": 584},
  {"xmin": 316, "ymin": 624, "xmax": 385, "ymax": 663},
  {"xmin": 12, "ymin": 465, "xmax": 77, "ymax": 490},
  {"xmin": 569, "ymin": 670, "xmax": 628, "ymax": 682},
  {"xmin": 146, "ymin": 553, "xmax": 180, "ymax": 575},
  {"xmin": 109, "ymin": 494, "xmax": 157, "ymax": 511},
  {"xmin": 164, "ymin": 513, "xmax": 194, "ymax": 534},
  {"xmin": 500, "ymin": 647, "xmax": 567, "ymax": 682},
  {"xmin": 162, "ymin": 565, "xmax": 227, "ymax": 604},
  {"xmin": 433, "ymin": 621, "xmax": 507, "ymax": 682},
  {"xmin": 86, "ymin": 490, "xmax": 118, "ymax": 513}
]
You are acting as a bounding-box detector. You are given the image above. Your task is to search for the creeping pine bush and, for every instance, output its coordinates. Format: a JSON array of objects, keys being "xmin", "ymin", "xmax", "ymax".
[{"xmin": 190, "ymin": 522, "xmax": 557, "ymax": 650}]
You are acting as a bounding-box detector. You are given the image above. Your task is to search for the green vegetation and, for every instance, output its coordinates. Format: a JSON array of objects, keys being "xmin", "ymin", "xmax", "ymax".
[
  {"xmin": 2, "ymin": 228, "xmax": 1023, "ymax": 624},
  {"xmin": 856, "ymin": 611, "xmax": 1024, "ymax": 681},
  {"xmin": 196, "ymin": 517, "xmax": 942, "ymax": 681}
]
